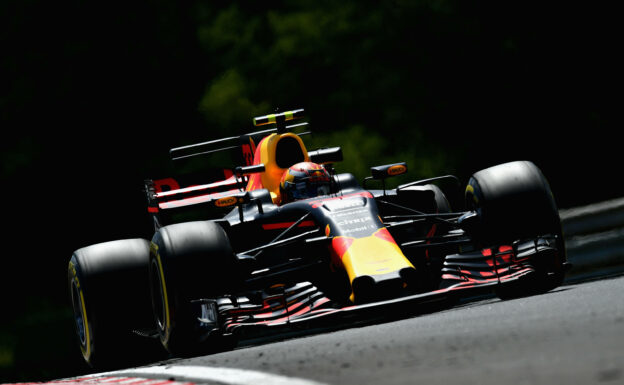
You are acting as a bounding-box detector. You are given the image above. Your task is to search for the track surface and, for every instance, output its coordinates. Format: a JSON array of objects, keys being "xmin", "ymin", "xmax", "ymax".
[{"xmin": 159, "ymin": 275, "xmax": 624, "ymax": 385}]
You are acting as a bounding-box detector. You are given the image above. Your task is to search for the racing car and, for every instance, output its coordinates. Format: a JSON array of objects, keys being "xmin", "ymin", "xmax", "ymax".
[{"xmin": 68, "ymin": 109, "xmax": 570, "ymax": 369}]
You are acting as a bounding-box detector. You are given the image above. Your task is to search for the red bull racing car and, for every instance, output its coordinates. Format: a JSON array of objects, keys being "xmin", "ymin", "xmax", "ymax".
[{"xmin": 68, "ymin": 109, "xmax": 570, "ymax": 369}]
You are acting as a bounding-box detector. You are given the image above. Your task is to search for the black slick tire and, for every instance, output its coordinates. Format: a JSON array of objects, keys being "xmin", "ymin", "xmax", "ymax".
[
  {"xmin": 149, "ymin": 221, "xmax": 237, "ymax": 357},
  {"xmin": 465, "ymin": 161, "xmax": 567, "ymax": 297},
  {"xmin": 68, "ymin": 239, "xmax": 163, "ymax": 369}
]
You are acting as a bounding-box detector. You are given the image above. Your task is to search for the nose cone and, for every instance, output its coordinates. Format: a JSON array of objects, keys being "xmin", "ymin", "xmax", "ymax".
[{"xmin": 332, "ymin": 228, "xmax": 416, "ymax": 303}]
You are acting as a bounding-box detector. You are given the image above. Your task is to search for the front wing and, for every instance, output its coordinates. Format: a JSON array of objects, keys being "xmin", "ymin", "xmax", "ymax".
[{"xmin": 193, "ymin": 236, "xmax": 563, "ymax": 339}]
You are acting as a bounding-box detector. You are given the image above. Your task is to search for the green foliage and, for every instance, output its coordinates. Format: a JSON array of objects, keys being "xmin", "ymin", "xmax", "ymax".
[
  {"xmin": 306, "ymin": 125, "xmax": 386, "ymax": 181},
  {"xmin": 198, "ymin": 69, "xmax": 270, "ymax": 136},
  {"xmin": 305, "ymin": 125, "xmax": 454, "ymax": 186},
  {"xmin": 190, "ymin": 1, "xmax": 466, "ymax": 180}
]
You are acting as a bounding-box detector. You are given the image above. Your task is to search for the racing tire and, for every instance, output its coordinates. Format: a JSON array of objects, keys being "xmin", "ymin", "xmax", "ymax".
[
  {"xmin": 465, "ymin": 161, "xmax": 566, "ymax": 297},
  {"xmin": 149, "ymin": 220, "xmax": 237, "ymax": 357},
  {"xmin": 68, "ymin": 239, "xmax": 164, "ymax": 369},
  {"xmin": 427, "ymin": 183, "xmax": 452, "ymax": 214}
]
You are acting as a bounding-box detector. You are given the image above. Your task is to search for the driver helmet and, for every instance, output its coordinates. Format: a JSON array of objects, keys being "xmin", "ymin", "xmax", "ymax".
[{"xmin": 279, "ymin": 162, "xmax": 331, "ymax": 203}]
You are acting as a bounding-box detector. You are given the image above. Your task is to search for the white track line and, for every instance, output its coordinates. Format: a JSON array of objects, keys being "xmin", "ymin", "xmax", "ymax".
[{"xmin": 81, "ymin": 365, "xmax": 329, "ymax": 385}]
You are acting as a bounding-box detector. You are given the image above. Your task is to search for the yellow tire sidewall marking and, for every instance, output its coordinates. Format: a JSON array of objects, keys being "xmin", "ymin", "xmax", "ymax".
[
  {"xmin": 69, "ymin": 260, "xmax": 91, "ymax": 362},
  {"xmin": 466, "ymin": 183, "xmax": 479, "ymax": 204},
  {"xmin": 152, "ymin": 244, "xmax": 172, "ymax": 347}
]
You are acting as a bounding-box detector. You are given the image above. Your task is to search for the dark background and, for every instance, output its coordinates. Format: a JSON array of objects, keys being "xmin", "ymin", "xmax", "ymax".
[{"xmin": 0, "ymin": 0, "xmax": 619, "ymax": 382}]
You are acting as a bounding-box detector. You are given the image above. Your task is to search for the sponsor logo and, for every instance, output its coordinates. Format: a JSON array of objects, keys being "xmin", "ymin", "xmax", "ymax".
[
  {"xmin": 215, "ymin": 196, "xmax": 238, "ymax": 207},
  {"xmin": 336, "ymin": 216, "xmax": 372, "ymax": 227},
  {"xmin": 387, "ymin": 164, "xmax": 407, "ymax": 176}
]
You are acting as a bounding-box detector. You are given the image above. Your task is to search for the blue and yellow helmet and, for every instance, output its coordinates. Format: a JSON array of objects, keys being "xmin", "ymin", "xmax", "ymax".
[{"xmin": 280, "ymin": 162, "xmax": 331, "ymax": 203}]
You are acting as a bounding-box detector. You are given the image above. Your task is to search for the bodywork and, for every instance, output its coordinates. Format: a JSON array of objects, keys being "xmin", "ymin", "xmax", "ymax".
[{"xmin": 143, "ymin": 110, "xmax": 567, "ymax": 339}]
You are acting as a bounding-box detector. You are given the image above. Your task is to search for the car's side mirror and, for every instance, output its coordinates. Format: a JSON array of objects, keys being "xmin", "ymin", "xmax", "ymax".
[
  {"xmin": 370, "ymin": 162, "xmax": 407, "ymax": 180},
  {"xmin": 308, "ymin": 147, "xmax": 343, "ymax": 164},
  {"xmin": 363, "ymin": 162, "xmax": 407, "ymax": 191}
]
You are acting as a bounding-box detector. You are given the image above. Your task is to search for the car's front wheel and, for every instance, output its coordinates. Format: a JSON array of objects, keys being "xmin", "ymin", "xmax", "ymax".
[
  {"xmin": 149, "ymin": 221, "xmax": 237, "ymax": 357},
  {"xmin": 465, "ymin": 161, "xmax": 567, "ymax": 297}
]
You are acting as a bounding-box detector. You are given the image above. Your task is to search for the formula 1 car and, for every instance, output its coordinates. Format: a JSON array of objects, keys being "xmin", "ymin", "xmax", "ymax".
[{"xmin": 68, "ymin": 109, "xmax": 570, "ymax": 369}]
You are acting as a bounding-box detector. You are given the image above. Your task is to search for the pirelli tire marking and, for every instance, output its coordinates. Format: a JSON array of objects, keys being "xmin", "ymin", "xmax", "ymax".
[
  {"xmin": 68, "ymin": 259, "xmax": 92, "ymax": 362},
  {"xmin": 150, "ymin": 242, "xmax": 172, "ymax": 348}
]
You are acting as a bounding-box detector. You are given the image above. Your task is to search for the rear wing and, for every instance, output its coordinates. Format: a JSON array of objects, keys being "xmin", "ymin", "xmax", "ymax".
[
  {"xmin": 144, "ymin": 108, "xmax": 342, "ymax": 228},
  {"xmin": 169, "ymin": 109, "xmax": 309, "ymax": 166}
]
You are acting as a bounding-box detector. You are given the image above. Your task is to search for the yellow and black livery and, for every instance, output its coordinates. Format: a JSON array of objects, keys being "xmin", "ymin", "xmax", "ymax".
[{"xmin": 67, "ymin": 108, "xmax": 569, "ymax": 368}]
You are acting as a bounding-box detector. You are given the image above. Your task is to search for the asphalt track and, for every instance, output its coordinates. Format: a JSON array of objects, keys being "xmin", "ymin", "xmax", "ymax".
[{"xmin": 101, "ymin": 274, "xmax": 622, "ymax": 385}]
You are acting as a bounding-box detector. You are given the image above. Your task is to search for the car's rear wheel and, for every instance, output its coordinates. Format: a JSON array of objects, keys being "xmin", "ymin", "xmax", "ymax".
[
  {"xmin": 465, "ymin": 161, "xmax": 567, "ymax": 297},
  {"xmin": 149, "ymin": 221, "xmax": 237, "ymax": 357},
  {"xmin": 68, "ymin": 239, "xmax": 164, "ymax": 369}
]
